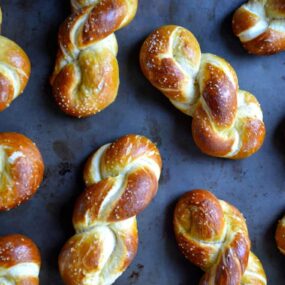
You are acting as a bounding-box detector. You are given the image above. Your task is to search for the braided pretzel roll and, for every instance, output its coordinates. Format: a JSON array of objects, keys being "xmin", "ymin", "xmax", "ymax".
[
  {"xmin": 50, "ymin": 0, "xmax": 138, "ymax": 118},
  {"xmin": 0, "ymin": 7, "xmax": 31, "ymax": 112},
  {"xmin": 0, "ymin": 132, "xmax": 44, "ymax": 211},
  {"xmin": 275, "ymin": 215, "xmax": 285, "ymax": 254},
  {"xmin": 0, "ymin": 234, "xmax": 41, "ymax": 284},
  {"xmin": 59, "ymin": 134, "xmax": 162, "ymax": 285},
  {"xmin": 174, "ymin": 190, "xmax": 267, "ymax": 285},
  {"xmin": 140, "ymin": 25, "xmax": 265, "ymax": 159},
  {"xmin": 232, "ymin": 0, "xmax": 285, "ymax": 55}
]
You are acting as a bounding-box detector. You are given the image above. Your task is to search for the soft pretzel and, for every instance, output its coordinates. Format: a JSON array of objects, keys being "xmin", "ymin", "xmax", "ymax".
[
  {"xmin": 50, "ymin": 0, "xmax": 138, "ymax": 118},
  {"xmin": 174, "ymin": 190, "xmax": 267, "ymax": 285},
  {"xmin": 0, "ymin": 234, "xmax": 41, "ymax": 284},
  {"xmin": 0, "ymin": 132, "xmax": 44, "ymax": 211},
  {"xmin": 232, "ymin": 0, "xmax": 285, "ymax": 55},
  {"xmin": 275, "ymin": 215, "xmax": 285, "ymax": 254},
  {"xmin": 0, "ymin": 7, "xmax": 31, "ymax": 112},
  {"xmin": 59, "ymin": 134, "xmax": 162, "ymax": 285},
  {"xmin": 140, "ymin": 25, "xmax": 265, "ymax": 159}
]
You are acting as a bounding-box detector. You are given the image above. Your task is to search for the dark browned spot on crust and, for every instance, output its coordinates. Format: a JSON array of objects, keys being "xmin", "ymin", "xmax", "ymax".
[
  {"xmin": 192, "ymin": 106, "xmax": 235, "ymax": 157},
  {"xmin": 201, "ymin": 63, "xmax": 237, "ymax": 127},
  {"xmin": 81, "ymin": 0, "xmax": 127, "ymax": 45},
  {"xmin": 109, "ymin": 168, "xmax": 158, "ymax": 221}
]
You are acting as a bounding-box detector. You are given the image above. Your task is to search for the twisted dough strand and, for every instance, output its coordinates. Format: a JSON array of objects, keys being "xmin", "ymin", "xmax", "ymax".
[
  {"xmin": 140, "ymin": 25, "xmax": 265, "ymax": 159},
  {"xmin": 59, "ymin": 134, "xmax": 162, "ymax": 285},
  {"xmin": 50, "ymin": 0, "xmax": 138, "ymax": 118},
  {"xmin": 0, "ymin": 234, "xmax": 41, "ymax": 285},
  {"xmin": 232, "ymin": 0, "xmax": 285, "ymax": 55},
  {"xmin": 0, "ymin": 7, "xmax": 31, "ymax": 111},
  {"xmin": 174, "ymin": 190, "xmax": 267, "ymax": 285}
]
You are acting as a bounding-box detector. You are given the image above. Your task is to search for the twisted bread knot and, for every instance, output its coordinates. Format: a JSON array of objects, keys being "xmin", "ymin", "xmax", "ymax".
[
  {"xmin": 0, "ymin": 7, "xmax": 31, "ymax": 112},
  {"xmin": 174, "ymin": 190, "xmax": 267, "ymax": 285},
  {"xmin": 275, "ymin": 215, "xmax": 285, "ymax": 254},
  {"xmin": 59, "ymin": 134, "xmax": 162, "ymax": 285},
  {"xmin": 50, "ymin": 0, "xmax": 138, "ymax": 118},
  {"xmin": 233, "ymin": 0, "xmax": 285, "ymax": 55},
  {"xmin": 0, "ymin": 133, "xmax": 44, "ymax": 211},
  {"xmin": 0, "ymin": 234, "xmax": 41, "ymax": 284},
  {"xmin": 140, "ymin": 25, "xmax": 265, "ymax": 159}
]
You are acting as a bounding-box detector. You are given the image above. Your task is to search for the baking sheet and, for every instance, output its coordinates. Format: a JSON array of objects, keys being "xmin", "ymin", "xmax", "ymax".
[{"xmin": 0, "ymin": 0, "xmax": 284, "ymax": 283}]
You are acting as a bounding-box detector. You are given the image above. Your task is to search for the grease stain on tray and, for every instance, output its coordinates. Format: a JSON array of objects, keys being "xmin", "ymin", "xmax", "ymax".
[
  {"xmin": 143, "ymin": 116, "xmax": 162, "ymax": 147},
  {"xmin": 128, "ymin": 264, "xmax": 144, "ymax": 283},
  {"xmin": 58, "ymin": 162, "xmax": 73, "ymax": 176},
  {"xmin": 53, "ymin": 140, "xmax": 75, "ymax": 161},
  {"xmin": 73, "ymin": 120, "xmax": 92, "ymax": 132},
  {"xmin": 160, "ymin": 167, "xmax": 170, "ymax": 185}
]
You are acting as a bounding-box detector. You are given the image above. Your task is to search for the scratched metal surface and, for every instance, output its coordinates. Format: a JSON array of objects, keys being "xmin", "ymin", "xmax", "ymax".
[{"xmin": 0, "ymin": 0, "xmax": 284, "ymax": 284}]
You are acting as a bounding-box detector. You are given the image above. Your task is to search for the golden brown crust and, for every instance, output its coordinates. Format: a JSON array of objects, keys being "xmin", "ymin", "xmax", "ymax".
[
  {"xmin": 0, "ymin": 132, "xmax": 44, "ymax": 211},
  {"xmin": 192, "ymin": 105, "xmax": 236, "ymax": 158},
  {"xmin": 59, "ymin": 220, "xmax": 138, "ymax": 285},
  {"xmin": 51, "ymin": 0, "xmax": 138, "ymax": 118},
  {"xmin": 0, "ymin": 35, "xmax": 31, "ymax": 111},
  {"xmin": 98, "ymin": 134, "xmax": 162, "ymax": 177},
  {"xmin": 232, "ymin": 6, "xmax": 260, "ymax": 36},
  {"xmin": 0, "ymin": 234, "xmax": 41, "ymax": 267},
  {"xmin": 200, "ymin": 63, "xmax": 237, "ymax": 128},
  {"xmin": 140, "ymin": 25, "xmax": 201, "ymax": 103},
  {"xmin": 231, "ymin": 117, "xmax": 266, "ymax": 159},
  {"xmin": 275, "ymin": 215, "xmax": 285, "ymax": 254},
  {"xmin": 242, "ymin": 29, "xmax": 285, "ymax": 55},
  {"xmin": 59, "ymin": 134, "xmax": 162, "ymax": 285},
  {"xmin": 173, "ymin": 190, "xmax": 267, "ymax": 284},
  {"xmin": 0, "ymin": 234, "xmax": 41, "ymax": 284},
  {"xmin": 140, "ymin": 25, "xmax": 265, "ymax": 159},
  {"xmin": 232, "ymin": 0, "xmax": 285, "ymax": 55}
]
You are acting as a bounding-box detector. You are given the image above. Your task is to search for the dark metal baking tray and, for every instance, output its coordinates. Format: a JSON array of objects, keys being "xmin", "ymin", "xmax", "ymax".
[{"xmin": 0, "ymin": 0, "xmax": 284, "ymax": 284}]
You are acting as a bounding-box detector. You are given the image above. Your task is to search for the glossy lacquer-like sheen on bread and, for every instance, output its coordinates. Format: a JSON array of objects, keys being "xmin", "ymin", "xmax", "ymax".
[
  {"xmin": 50, "ymin": 0, "xmax": 138, "ymax": 118},
  {"xmin": 0, "ymin": 132, "xmax": 44, "ymax": 211},
  {"xmin": 233, "ymin": 0, "xmax": 285, "ymax": 55},
  {"xmin": 174, "ymin": 190, "xmax": 267, "ymax": 285},
  {"xmin": 140, "ymin": 25, "xmax": 265, "ymax": 159},
  {"xmin": 0, "ymin": 7, "xmax": 31, "ymax": 111},
  {"xmin": 59, "ymin": 134, "xmax": 162, "ymax": 285},
  {"xmin": 0, "ymin": 234, "xmax": 41, "ymax": 284}
]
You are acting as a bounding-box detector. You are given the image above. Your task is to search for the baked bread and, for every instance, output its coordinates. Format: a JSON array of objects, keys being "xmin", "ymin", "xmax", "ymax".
[
  {"xmin": 0, "ymin": 7, "xmax": 31, "ymax": 111},
  {"xmin": 59, "ymin": 134, "xmax": 162, "ymax": 285},
  {"xmin": 233, "ymin": 0, "xmax": 285, "ymax": 55},
  {"xmin": 174, "ymin": 190, "xmax": 267, "ymax": 284},
  {"xmin": 0, "ymin": 132, "xmax": 44, "ymax": 211},
  {"xmin": 50, "ymin": 0, "xmax": 138, "ymax": 118},
  {"xmin": 140, "ymin": 25, "xmax": 266, "ymax": 159},
  {"xmin": 0, "ymin": 234, "xmax": 41, "ymax": 284},
  {"xmin": 275, "ymin": 215, "xmax": 285, "ymax": 254}
]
